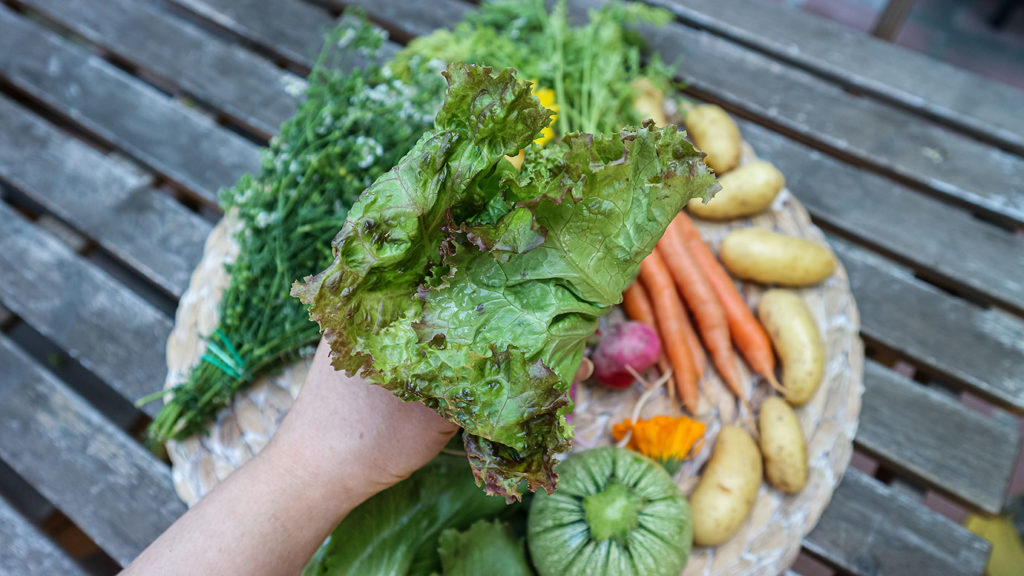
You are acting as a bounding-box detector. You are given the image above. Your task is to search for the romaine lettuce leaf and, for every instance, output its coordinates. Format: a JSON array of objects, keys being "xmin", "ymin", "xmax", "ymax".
[
  {"xmin": 301, "ymin": 454, "xmax": 508, "ymax": 576},
  {"xmin": 435, "ymin": 520, "xmax": 534, "ymax": 576},
  {"xmin": 293, "ymin": 63, "xmax": 715, "ymax": 500}
]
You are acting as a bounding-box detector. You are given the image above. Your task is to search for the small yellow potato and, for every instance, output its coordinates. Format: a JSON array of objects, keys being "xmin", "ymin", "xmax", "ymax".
[
  {"xmin": 688, "ymin": 161, "xmax": 784, "ymax": 220},
  {"xmin": 758, "ymin": 290, "xmax": 825, "ymax": 406},
  {"xmin": 691, "ymin": 425, "xmax": 763, "ymax": 547},
  {"xmin": 758, "ymin": 396, "xmax": 808, "ymax": 493},
  {"xmin": 631, "ymin": 77, "xmax": 667, "ymax": 127},
  {"xmin": 720, "ymin": 228, "xmax": 836, "ymax": 286},
  {"xmin": 685, "ymin": 104, "xmax": 741, "ymax": 174}
]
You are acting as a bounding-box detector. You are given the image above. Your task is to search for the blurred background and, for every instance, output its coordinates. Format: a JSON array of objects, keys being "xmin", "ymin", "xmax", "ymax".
[{"xmin": 769, "ymin": 0, "xmax": 1024, "ymax": 89}]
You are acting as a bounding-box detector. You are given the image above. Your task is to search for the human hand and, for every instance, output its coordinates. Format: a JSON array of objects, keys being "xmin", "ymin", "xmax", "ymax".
[
  {"xmin": 270, "ymin": 337, "xmax": 595, "ymax": 516},
  {"xmin": 270, "ymin": 338, "xmax": 459, "ymax": 505}
]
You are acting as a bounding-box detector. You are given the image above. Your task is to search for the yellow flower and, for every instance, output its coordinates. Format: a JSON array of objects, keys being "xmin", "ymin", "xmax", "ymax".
[
  {"xmin": 531, "ymin": 83, "xmax": 558, "ymax": 147},
  {"xmin": 612, "ymin": 415, "xmax": 706, "ymax": 472}
]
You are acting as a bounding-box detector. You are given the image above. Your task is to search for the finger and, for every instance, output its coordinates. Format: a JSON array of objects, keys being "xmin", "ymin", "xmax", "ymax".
[{"xmin": 574, "ymin": 357, "xmax": 594, "ymax": 382}]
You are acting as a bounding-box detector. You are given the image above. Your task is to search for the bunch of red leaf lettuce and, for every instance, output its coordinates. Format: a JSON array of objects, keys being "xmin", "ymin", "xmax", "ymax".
[{"xmin": 293, "ymin": 63, "xmax": 715, "ymax": 500}]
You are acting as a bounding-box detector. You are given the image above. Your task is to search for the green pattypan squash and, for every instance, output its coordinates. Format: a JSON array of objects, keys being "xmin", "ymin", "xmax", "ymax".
[{"xmin": 527, "ymin": 446, "xmax": 692, "ymax": 576}]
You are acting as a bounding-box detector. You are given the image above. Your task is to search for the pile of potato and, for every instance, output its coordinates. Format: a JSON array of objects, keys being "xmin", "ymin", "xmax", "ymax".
[{"xmin": 683, "ymin": 104, "xmax": 837, "ymax": 547}]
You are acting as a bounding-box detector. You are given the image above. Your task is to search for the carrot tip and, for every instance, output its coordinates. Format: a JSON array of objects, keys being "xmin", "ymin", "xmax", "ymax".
[{"xmin": 764, "ymin": 373, "xmax": 787, "ymax": 394}]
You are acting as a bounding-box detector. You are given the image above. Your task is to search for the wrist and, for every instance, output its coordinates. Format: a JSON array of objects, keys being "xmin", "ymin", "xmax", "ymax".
[{"xmin": 262, "ymin": 424, "xmax": 376, "ymax": 522}]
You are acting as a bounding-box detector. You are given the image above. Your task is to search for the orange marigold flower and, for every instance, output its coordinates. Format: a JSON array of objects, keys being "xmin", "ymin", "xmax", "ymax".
[{"xmin": 612, "ymin": 415, "xmax": 706, "ymax": 473}]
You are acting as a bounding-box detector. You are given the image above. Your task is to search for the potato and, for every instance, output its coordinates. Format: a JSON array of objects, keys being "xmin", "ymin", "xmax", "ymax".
[
  {"xmin": 758, "ymin": 397, "xmax": 808, "ymax": 493},
  {"xmin": 758, "ymin": 290, "xmax": 824, "ymax": 405},
  {"xmin": 691, "ymin": 425, "xmax": 762, "ymax": 547},
  {"xmin": 631, "ymin": 77, "xmax": 667, "ymax": 127},
  {"xmin": 688, "ymin": 161, "xmax": 784, "ymax": 220},
  {"xmin": 720, "ymin": 228, "xmax": 836, "ymax": 286},
  {"xmin": 685, "ymin": 104, "xmax": 741, "ymax": 174}
]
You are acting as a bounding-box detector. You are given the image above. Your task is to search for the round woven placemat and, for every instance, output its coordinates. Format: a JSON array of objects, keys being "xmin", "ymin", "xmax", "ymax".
[{"xmin": 163, "ymin": 143, "xmax": 863, "ymax": 575}]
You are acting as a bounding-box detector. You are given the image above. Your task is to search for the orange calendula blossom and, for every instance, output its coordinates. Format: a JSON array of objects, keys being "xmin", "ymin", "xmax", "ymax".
[{"xmin": 612, "ymin": 415, "xmax": 706, "ymax": 474}]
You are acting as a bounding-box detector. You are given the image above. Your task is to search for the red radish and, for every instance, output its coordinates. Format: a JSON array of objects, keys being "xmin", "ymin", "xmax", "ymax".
[{"xmin": 591, "ymin": 322, "xmax": 662, "ymax": 389}]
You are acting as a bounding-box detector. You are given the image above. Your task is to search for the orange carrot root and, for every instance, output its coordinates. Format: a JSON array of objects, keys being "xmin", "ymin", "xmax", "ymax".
[{"xmin": 638, "ymin": 251, "xmax": 699, "ymax": 413}]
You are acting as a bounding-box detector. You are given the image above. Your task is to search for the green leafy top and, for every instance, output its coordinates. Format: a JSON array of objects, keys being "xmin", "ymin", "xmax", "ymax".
[
  {"xmin": 392, "ymin": 0, "xmax": 675, "ymax": 135},
  {"xmin": 294, "ymin": 63, "xmax": 715, "ymax": 500}
]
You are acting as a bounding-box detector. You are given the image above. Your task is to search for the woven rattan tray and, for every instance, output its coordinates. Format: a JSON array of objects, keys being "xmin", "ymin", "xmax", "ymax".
[{"xmin": 163, "ymin": 143, "xmax": 863, "ymax": 575}]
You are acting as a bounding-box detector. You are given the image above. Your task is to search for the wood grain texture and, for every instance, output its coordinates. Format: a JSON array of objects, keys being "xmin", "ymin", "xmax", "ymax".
[
  {"xmin": 857, "ymin": 360, "xmax": 1019, "ymax": 513},
  {"xmin": 0, "ymin": 95, "xmax": 210, "ymax": 298},
  {"xmin": 0, "ymin": 495, "xmax": 85, "ymax": 575},
  {"xmin": 319, "ymin": 0, "xmax": 467, "ymax": 39},
  {"xmin": 565, "ymin": 0, "xmax": 1024, "ymax": 223},
  {"xmin": 836, "ymin": 238, "xmax": 1024, "ymax": 412},
  {"xmin": 17, "ymin": 0, "xmax": 300, "ymax": 137},
  {"xmin": 0, "ymin": 5, "xmax": 259, "ymax": 204},
  {"xmin": 166, "ymin": 0, "xmax": 331, "ymax": 69},
  {"xmin": 804, "ymin": 468, "xmax": 990, "ymax": 576},
  {"xmin": 0, "ymin": 335, "xmax": 185, "ymax": 567},
  {"xmin": 0, "ymin": 203, "xmax": 171, "ymax": 415},
  {"xmin": 641, "ymin": 0, "xmax": 1024, "ymax": 155},
  {"xmin": 736, "ymin": 119, "xmax": 1024, "ymax": 316},
  {"xmin": 164, "ymin": 0, "xmax": 398, "ymax": 72}
]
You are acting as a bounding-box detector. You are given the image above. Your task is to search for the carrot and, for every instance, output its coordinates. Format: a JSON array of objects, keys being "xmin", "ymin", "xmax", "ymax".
[
  {"xmin": 674, "ymin": 213, "xmax": 782, "ymax": 392},
  {"xmin": 638, "ymin": 252, "xmax": 699, "ymax": 413},
  {"xmin": 658, "ymin": 221, "xmax": 748, "ymax": 415},
  {"xmin": 630, "ymin": 270, "xmax": 706, "ymax": 381},
  {"xmin": 623, "ymin": 282, "xmax": 657, "ymax": 329},
  {"xmin": 623, "ymin": 281, "xmax": 677, "ymax": 402}
]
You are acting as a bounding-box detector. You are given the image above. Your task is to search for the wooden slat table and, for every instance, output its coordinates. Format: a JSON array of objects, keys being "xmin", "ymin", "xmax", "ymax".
[{"xmin": 0, "ymin": 0, "xmax": 1020, "ymax": 574}]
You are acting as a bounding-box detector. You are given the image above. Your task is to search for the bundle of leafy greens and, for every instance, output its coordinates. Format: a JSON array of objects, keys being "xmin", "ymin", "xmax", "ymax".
[
  {"xmin": 391, "ymin": 0, "xmax": 674, "ymax": 136},
  {"xmin": 142, "ymin": 15, "xmax": 446, "ymax": 443},
  {"xmin": 293, "ymin": 63, "xmax": 716, "ymax": 499}
]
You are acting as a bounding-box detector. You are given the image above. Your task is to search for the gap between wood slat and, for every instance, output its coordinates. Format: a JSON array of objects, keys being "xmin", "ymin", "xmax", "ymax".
[{"xmin": 0, "ymin": 494, "xmax": 89, "ymax": 575}]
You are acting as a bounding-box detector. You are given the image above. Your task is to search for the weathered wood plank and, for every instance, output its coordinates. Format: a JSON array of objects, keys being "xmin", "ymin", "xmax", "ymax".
[
  {"xmin": 0, "ymin": 5, "xmax": 259, "ymax": 204},
  {"xmin": 0, "ymin": 336, "xmax": 185, "ymax": 567},
  {"xmin": 564, "ymin": 0, "xmax": 1024, "ymax": 223},
  {"xmin": 166, "ymin": 0, "xmax": 332, "ymax": 69},
  {"xmin": 164, "ymin": 0, "xmax": 398, "ymax": 72},
  {"xmin": 836, "ymin": 238, "xmax": 1024, "ymax": 412},
  {"xmin": 0, "ymin": 203, "xmax": 170, "ymax": 416},
  {"xmin": 641, "ymin": 0, "xmax": 1024, "ymax": 155},
  {"xmin": 804, "ymin": 468, "xmax": 990, "ymax": 576},
  {"xmin": 16, "ymin": 0, "xmax": 300, "ymax": 138},
  {"xmin": 0, "ymin": 495, "xmax": 86, "ymax": 575},
  {"xmin": 319, "ymin": 0, "xmax": 466, "ymax": 39},
  {"xmin": 736, "ymin": 119, "xmax": 1024, "ymax": 316},
  {"xmin": 857, "ymin": 361, "xmax": 1018, "ymax": 513},
  {"xmin": 0, "ymin": 95, "xmax": 210, "ymax": 298}
]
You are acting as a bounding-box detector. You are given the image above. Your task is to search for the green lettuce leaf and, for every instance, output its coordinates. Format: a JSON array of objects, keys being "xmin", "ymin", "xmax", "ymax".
[
  {"xmin": 293, "ymin": 63, "xmax": 715, "ymax": 500},
  {"xmin": 435, "ymin": 520, "xmax": 534, "ymax": 576},
  {"xmin": 301, "ymin": 454, "xmax": 509, "ymax": 576}
]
